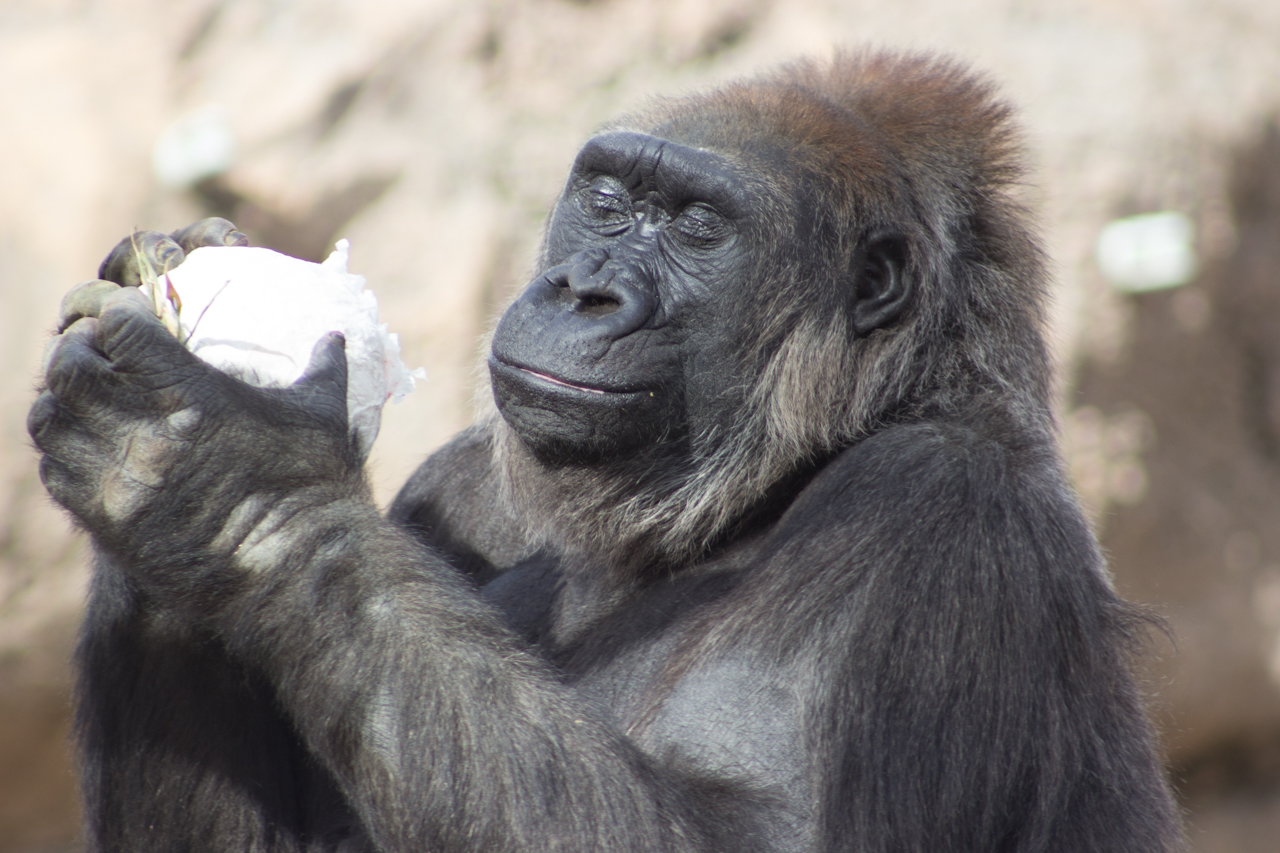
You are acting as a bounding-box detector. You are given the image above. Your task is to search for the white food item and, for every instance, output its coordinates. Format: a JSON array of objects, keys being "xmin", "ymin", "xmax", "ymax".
[{"xmin": 164, "ymin": 240, "xmax": 424, "ymax": 459}]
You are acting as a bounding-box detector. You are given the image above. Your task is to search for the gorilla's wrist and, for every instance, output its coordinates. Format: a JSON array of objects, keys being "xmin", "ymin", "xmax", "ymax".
[
  {"xmin": 215, "ymin": 485, "xmax": 376, "ymax": 569},
  {"xmin": 212, "ymin": 494, "xmax": 401, "ymax": 662},
  {"xmin": 103, "ymin": 479, "xmax": 374, "ymax": 618}
]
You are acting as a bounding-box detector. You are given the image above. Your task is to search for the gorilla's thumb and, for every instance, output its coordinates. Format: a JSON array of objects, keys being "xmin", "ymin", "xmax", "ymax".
[{"xmin": 293, "ymin": 332, "xmax": 349, "ymax": 428}]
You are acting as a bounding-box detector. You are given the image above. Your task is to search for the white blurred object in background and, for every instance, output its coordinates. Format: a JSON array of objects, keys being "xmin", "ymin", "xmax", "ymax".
[
  {"xmin": 1095, "ymin": 211, "xmax": 1198, "ymax": 293},
  {"xmin": 152, "ymin": 106, "xmax": 237, "ymax": 189}
]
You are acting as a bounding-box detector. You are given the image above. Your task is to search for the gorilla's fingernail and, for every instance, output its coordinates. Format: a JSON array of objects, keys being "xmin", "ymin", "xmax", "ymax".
[{"xmin": 157, "ymin": 243, "xmax": 184, "ymax": 268}]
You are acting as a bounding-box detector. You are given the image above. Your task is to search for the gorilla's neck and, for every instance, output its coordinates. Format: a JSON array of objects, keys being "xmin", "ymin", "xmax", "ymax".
[{"xmin": 491, "ymin": 414, "xmax": 805, "ymax": 582}]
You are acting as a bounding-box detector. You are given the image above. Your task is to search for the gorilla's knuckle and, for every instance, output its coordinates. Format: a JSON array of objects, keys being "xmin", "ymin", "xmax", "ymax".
[
  {"xmin": 99, "ymin": 424, "xmax": 180, "ymax": 522},
  {"xmin": 39, "ymin": 334, "xmax": 65, "ymax": 378},
  {"xmin": 165, "ymin": 408, "xmax": 202, "ymax": 436},
  {"xmin": 140, "ymin": 231, "xmax": 184, "ymax": 271},
  {"xmin": 97, "ymin": 295, "xmax": 169, "ymax": 357},
  {"xmin": 58, "ymin": 280, "xmax": 121, "ymax": 330},
  {"xmin": 98, "ymin": 231, "xmax": 185, "ymax": 287},
  {"xmin": 100, "ymin": 285, "xmax": 154, "ymax": 316},
  {"xmin": 45, "ymin": 334, "xmax": 106, "ymax": 399},
  {"xmin": 98, "ymin": 474, "xmax": 154, "ymax": 524},
  {"xmin": 26, "ymin": 393, "xmax": 59, "ymax": 444},
  {"xmin": 96, "ymin": 239, "xmax": 133, "ymax": 285}
]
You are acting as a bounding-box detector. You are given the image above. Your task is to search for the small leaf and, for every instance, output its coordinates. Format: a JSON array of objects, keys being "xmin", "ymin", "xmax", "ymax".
[{"xmin": 130, "ymin": 234, "xmax": 183, "ymax": 338}]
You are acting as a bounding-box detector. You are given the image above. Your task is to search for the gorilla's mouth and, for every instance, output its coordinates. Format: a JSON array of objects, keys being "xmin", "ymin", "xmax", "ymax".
[
  {"xmin": 516, "ymin": 366, "xmax": 607, "ymax": 395},
  {"xmin": 490, "ymin": 356, "xmax": 642, "ymax": 397},
  {"xmin": 489, "ymin": 356, "xmax": 669, "ymax": 460}
]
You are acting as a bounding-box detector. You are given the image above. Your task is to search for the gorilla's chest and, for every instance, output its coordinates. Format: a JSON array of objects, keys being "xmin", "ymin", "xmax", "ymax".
[
  {"xmin": 574, "ymin": 636, "xmax": 816, "ymax": 849},
  {"xmin": 484, "ymin": 554, "xmax": 815, "ymax": 840}
]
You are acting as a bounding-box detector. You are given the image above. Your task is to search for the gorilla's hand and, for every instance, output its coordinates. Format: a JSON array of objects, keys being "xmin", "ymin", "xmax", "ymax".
[{"xmin": 28, "ymin": 220, "xmax": 361, "ymax": 597}]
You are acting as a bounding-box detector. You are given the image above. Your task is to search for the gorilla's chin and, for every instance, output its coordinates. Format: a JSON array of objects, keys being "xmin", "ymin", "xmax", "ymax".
[{"xmin": 490, "ymin": 413, "xmax": 692, "ymax": 579}]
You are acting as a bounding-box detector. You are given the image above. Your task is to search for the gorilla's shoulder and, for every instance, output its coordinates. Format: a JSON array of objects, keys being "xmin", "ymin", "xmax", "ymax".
[
  {"xmin": 814, "ymin": 420, "xmax": 1049, "ymax": 495},
  {"xmin": 777, "ymin": 420, "xmax": 1082, "ymax": 562},
  {"xmin": 750, "ymin": 421, "xmax": 1101, "ymax": 648}
]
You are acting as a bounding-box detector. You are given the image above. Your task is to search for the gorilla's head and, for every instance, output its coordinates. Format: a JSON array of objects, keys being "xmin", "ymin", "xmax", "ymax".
[{"xmin": 487, "ymin": 51, "xmax": 1049, "ymax": 578}]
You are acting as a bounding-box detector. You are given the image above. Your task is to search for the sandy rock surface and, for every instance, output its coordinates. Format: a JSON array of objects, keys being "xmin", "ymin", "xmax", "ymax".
[{"xmin": 4, "ymin": 1, "xmax": 1280, "ymax": 849}]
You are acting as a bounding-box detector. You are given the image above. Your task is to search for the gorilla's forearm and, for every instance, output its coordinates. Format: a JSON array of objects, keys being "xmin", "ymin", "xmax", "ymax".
[
  {"xmin": 210, "ymin": 499, "xmax": 695, "ymax": 852},
  {"xmin": 77, "ymin": 554, "xmax": 353, "ymax": 853}
]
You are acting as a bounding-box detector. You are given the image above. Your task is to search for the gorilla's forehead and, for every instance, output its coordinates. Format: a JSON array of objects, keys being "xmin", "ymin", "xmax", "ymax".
[
  {"xmin": 571, "ymin": 131, "xmax": 761, "ymax": 216},
  {"xmin": 619, "ymin": 85, "xmax": 898, "ymax": 196}
]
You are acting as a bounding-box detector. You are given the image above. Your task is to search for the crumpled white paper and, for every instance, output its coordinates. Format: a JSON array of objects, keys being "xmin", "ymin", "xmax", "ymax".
[{"xmin": 164, "ymin": 240, "xmax": 424, "ymax": 459}]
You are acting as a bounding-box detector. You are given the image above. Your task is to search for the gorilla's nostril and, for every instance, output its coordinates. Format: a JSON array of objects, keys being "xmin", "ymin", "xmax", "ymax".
[{"xmin": 576, "ymin": 293, "xmax": 621, "ymax": 316}]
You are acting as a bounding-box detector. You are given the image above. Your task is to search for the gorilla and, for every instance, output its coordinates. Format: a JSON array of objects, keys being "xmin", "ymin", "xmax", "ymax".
[{"xmin": 30, "ymin": 52, "xmax": 1181, "ymax": 852}]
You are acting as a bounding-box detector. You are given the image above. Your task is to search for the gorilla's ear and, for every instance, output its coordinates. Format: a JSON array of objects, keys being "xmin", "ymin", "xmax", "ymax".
[{"xmin": 851, "ymin": 233, "xmax": 911, "ymax": 336}]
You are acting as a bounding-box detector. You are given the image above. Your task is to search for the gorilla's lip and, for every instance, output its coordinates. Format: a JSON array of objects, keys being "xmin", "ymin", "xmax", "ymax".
[
  {"xmin": 516, "ymin": 366, "xmax": 607, "ymax": 395},
  {"xmin": 490, "ymin": 356, "xmax": 643, "ymax": 397}
]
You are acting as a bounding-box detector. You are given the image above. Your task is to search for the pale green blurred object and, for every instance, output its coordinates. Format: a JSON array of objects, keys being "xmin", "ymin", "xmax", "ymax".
[{"xmin": 1095, "ymin": 211, "xmax": 1198, "ymax": 293}]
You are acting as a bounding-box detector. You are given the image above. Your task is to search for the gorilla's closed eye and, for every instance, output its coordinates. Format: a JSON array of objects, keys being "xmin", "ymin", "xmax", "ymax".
[
  {"xmin": 672, "ymin": 203, "xmax": 730, "ymax": 247},
  {"xmin": 583, "ymin": 175, "xmax": 632, "ymax": 224}
]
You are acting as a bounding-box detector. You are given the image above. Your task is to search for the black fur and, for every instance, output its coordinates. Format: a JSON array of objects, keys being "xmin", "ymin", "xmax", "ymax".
[{"xmin": 30, "ymin": 52, "xmax": 1181, "ymax": 852}]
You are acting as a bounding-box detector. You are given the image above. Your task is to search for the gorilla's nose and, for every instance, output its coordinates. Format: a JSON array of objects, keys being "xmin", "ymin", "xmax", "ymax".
[{"xmin": 551, "ymin": 253, "xmax": 656, "ymax": 338}]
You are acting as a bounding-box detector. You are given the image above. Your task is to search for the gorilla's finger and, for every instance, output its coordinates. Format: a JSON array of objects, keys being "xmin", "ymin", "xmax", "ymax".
[
  {"xmin": 24, "ymin": 394, "xmax": 89, "ymax": 465},
  {"xmin": 40, "ymin": 333, "xmax": 68, "ymax": 377},
  {"xmin": 93, "ymin": 287, "xmax": 205, "ymax": 386},
  {"xmin": 26, "ymin": 391, "xmax": 59, "ymax": 447},
  {"xmin": 96, "ymin": 284, "xmax": 156, "ymax": 323},
  {"xmin": 44, "ymin": 316, "xmax": 109, "ymax": 400},
  {"xmin": 170, "ymin": 218, "xmax": 249, "ymax": 253},
  {"xmin": 297, "ymin": 332, "xmax": 348, "ymax": 388},
  {"xmin": 59, "ymin": 280, "xmax": 123, "ymax": 332},
  {"xmin": 96, "ymin": 286, "xmax": 178, "ymax": 353},
  {"xmin": 98, "ymin": 231, "xmax": 186, "ymax": 288}
]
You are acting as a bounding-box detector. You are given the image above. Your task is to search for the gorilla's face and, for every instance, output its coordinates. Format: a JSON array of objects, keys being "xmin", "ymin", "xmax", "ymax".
[{"xmin": 489, "ymin": 132, "xmax": 762, "ymax": 464}]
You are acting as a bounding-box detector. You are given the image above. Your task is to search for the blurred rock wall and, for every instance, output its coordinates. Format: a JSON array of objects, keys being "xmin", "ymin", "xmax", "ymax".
[
  {"xmin": 1077, "ymin": 123, "xmax": 1280, "ymax": 852},
  {"xmin": 3, "ymin": 0, "xmax": 1280, "ymax": 850}
]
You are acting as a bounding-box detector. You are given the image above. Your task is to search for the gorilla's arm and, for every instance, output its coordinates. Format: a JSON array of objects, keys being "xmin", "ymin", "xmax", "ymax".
[
  {"xmin": 216, "ymin": 501, "xmax": 727, "ymax": 852},
  {"xmin": 758, "ymin": 422, "xmax": 1180, "ymax": 852},
  {"xmin": 75, "ymin": 551, "xmax": 357, "ymax": 851},
  {"xmin": 29, "ymin": 265, "xmax": 752, "ymax": 852}
]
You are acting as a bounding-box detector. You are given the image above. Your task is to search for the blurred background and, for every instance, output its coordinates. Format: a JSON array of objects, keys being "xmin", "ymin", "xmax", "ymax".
[{"xmin": 3, "ymin": 0, "xmax": 1280, "ymax": 850}]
